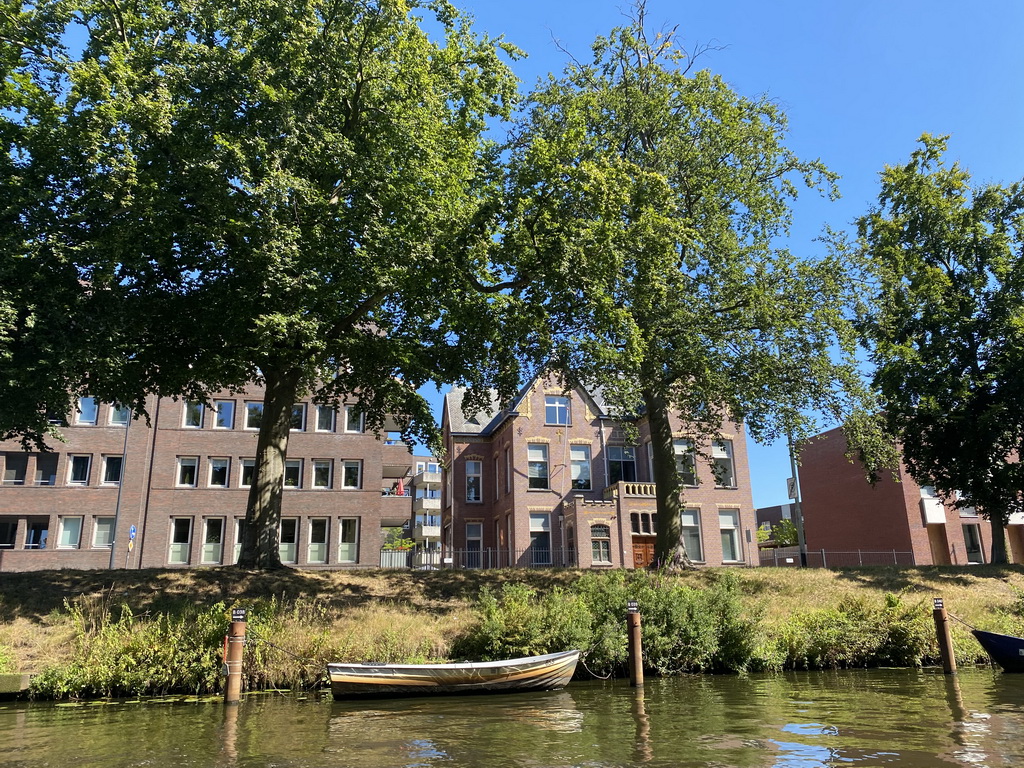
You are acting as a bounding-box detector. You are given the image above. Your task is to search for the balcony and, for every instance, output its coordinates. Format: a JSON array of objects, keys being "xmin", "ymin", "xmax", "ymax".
[
  {"xmin": 413, "ymin": 497, "xmax": 441, "ymax": 514},
  {"xmin": 603, "ymin": 481, "xmax": 657, "ymax": 500},
  {"xmin": 414, "ymin": 523, "xmax": 441, "ymax": 540},
  {"xmin": 920, "ymin": 496, "xmax": 946, "ymax": 525},
  {"xmin": 414, "ymin": 470, "xmax": 442, "ymax": 486}
]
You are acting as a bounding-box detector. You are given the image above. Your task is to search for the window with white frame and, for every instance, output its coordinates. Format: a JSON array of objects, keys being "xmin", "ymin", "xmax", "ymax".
[
  {"xmin": 177, "ymin": 457, "xmax": 199, "ymax": 487},
  {"xmin": 233, "ymin": 519, "xmax": 245, "ymax": 563},
  {"xmin": 570, "ymin": 445, "xmax": 592, "ymax": 490},
  {"xmin": 591, "ymin": 524, "xmax": 611, "ymax": 564},
  {"xmin": 76, "ymin": 396, "xmax": 98, "ymax": 425},
  {"xmin": 214, "ymin": 400, "xmax": 234, "ymax": 429},
  {"xmin": 719, "ymin": 509, "xmax": 741, "ymax": 562},
  {"xmin": 313, "ymin": 460, "xmax": 332, "ymax": 489},
  {"xmin": 245, "ymin": 402, "xmax": 263, "ymax": 429},
  {"xmin": 713, "ymin": 440, "xmax": 736, "ymax": 488},
  {"xmin": 93, "ymin": 517, "xmax": 115, "ymax": 548},
  {"xmin": 631, "ymin": 512, "xmax": 657, "ymax": 535},
  {"xmin": 493, "ymin": 456, "xmax": 500, "ymax": 500},
  {"xmin": 57, "ymin": 516, "xmax": 83, "ymax": 549},
  {"xmin": 316, "ymin": 405, "xmax": 336, "ymax": 432},
  {"xmin": 465, "ymin": 522, "xmax": 483, "ymax": 568},
  {"xmin": 183, "ymin": 401, "xmax": 204, "ymax": 428},
  {"xmin": 529, "ymin": 513, "xmax": 551, "ymax": 565},
  {"xmin": 109, "ymin": 404, "xmax": 130, "ymax": 426},
  {"xmin": 527, "ymin": 444, "xmax": 549, "ymax": 489},
  {"xmin": 466, "ymin": 460, "xmax": 482, "ymax": 502},
  {"xmin": 68, "ymin": 455, "xmax": 91, "ymax": 485},
  {"xmin": 308, "ymin": 518, "xmax": 328, "ymax": 564},
  {"xmin": 279, "ymin": 518, "xmax": 299, "ymax": 563},
  {"xmin": 674, "ymin": 439, "xmax": 698, "ymax": 486},
  {"xmin": 284, "ymin": 459, "xmax": 302, "ymax": 488},
  {"xmin": 608, "ymin": 445, "xmax": 637, "ymax": 484},
  {"xmin": 168, "ymin": 517, "xmax": 192, "ymax": 564},
  {"xmin": 338, "ymin": 518, "xmax": 358, "ymax": 562},
  {"xmin": 102, "ymin": 455, "xmax": 123, "ymax": 484},
  {"xmin": 545, "ymin": 395, "xmax": 571, "ymax": 425},
  {"xmin": 505, "ymin": 448, "xmax": 511, "ymax": 493},
  {"xmin": 240, "ymin": 459, "xmax": 255, "ymax": 487},
  {"xmin": 681, "ymin": 509, "xmax": 703, "ymax": 561},
  {"xmin": 209, "ymin": 458, "xmax": 230, "ymax": 487},
  {"xmin": 344, "ymin": 406, "xmax": 364, "ymax": 433},
  {"xmin": 341, "ymin": 460, "xmax": 361, "ymax": 489},
  {"xmin": 201, "ymin": 518, "xmax": 224, "ymax": 564},
  {"xmin": 290, "ymin": 404, "xmax": 306, "ymax": 431}
]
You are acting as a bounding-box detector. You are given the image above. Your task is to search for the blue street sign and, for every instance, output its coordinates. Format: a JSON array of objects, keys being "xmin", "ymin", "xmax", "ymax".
[{"xmin": 129, "ymin": 525, "xmax": 137, "ymax": 540}]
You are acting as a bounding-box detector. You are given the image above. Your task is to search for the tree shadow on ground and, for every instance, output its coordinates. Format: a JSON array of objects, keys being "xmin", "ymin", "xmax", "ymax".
[{"xmin": 832, "ymin": 564, "xmax": 1024, "ymax": 593}]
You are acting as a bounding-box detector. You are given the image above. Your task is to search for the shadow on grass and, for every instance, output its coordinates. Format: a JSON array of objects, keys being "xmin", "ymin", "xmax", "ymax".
[{"xmin": 832, "ymin": 564, "xmax": 1024, "ymax": 593}]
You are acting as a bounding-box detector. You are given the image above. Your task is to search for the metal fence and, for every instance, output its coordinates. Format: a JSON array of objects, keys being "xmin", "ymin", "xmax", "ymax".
[{"xmin": 759, "ymin": 546, "xmax": 916, "ymax": 568}]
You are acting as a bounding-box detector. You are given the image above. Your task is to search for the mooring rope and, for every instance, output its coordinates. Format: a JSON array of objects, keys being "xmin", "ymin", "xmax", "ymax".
[
  {"xmin": 243, "ymin": 629, "xmax": 326, "ymax": 692},
  {"xmin": 947, "ymin": 612, "xmax": 979, "ymax": 632},
  {"xmin": 579, "ymin": 649, "xmax": 613, "ymax": 680}
]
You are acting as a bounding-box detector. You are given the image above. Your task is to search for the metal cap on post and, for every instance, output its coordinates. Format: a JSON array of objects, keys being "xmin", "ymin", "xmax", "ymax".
[
  {"xmin": 626, "ymin": 600, "xmax": 643, "ymax": 688},
  {"xmin": 225, "ymin": 607, "xmax": 248, "ymax": 705}
]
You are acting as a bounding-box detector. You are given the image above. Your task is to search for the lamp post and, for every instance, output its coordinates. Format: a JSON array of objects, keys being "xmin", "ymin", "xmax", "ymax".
[{"xmin": 787, "ymin": 431, "xmax": 808, "ymax": 567}]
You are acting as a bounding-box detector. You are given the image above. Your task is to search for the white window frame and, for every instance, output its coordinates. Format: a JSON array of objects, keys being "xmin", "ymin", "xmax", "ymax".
[
  {"xmin": 214, "ymin": 400, "xmax": 235, "ymax": 429},
  {"xmin": 102, "ymin": 455, "xmax": 123, "ymax": 485},
  {"xmin": 591, "ymin": 524, "xmax": 612, "ymax": 564},
  {"xmin": 176, "ymin": 456, "xmax": 199, "ymax": 487},
  {"xmin": 493, "ymin": 456, "xmax": 500, "ymax": 500},
  {"xmin": 279, "ymin": 518, "xmax": 299, "ymax": 564},
  {"xmin": 201, "ymin": 517, "xmax": 225, "ymax": 564},
  {"xmin": 674, "ymin": 439, "xmax": 698, "ymax": 486},
  {"xmin": 544, "ymin": 395, "xmax": 571, "ymax": 426},
  {"xmin": 338, "ymin": 517, "xmax": 359, "ymax": 563},
  {"xmin": 528, "ymin": 444, "xmax": 549, "ymax": 490},
  {"xmin": 313, "ymin": 459, "xmax": 333, "ymax": 489},
  {"xmin": 529, "ymin": 513, "xmax": 551, "ymax": 565},
  {"xmin": 308, "ymin": 518, "xmax": 329, "ymax": 564},
  {"xmin": 284, "ymin": 459, "xmax": 302, "ymax": 488},
  {"xmin": 76, "ymin": 397, "xmax": 98, "ymax": 425},
  {"xmin": 57, "ymin": 516, "xmax": 83, "ymax": 549},
  {"xmin": 245, "ymin": 402, "xmax": 263, "ymax": 430},
  {"xmin": 209, "ymin": 457, "xmax": 230, "ymax": 488},
  {"xmin": 681, "ymin": 508, "xmax": 704, "ymax": 562},
  {"xmin": 344, "ymin": 406, "xmax": 364, "ymax": 433},
  {"xmin": 341, "ymin": 460, "xmax": 361, "ymax": 489},
  {"xmin": 109, "ymin": 405, "xmax": 130, "ymax": 426},
  {"xmin": 240, "ymin": 459, "xmax": 255, "ymax": 488},
  {"xmin": 465, "ymin": 522, "xmax": 483, "ymax": 568},
  {"xmin": 315, "ymin": 405, "xmax": 336, "ymax": 432},
  {"xmin": 183, "ymin": 401, "xmax": 204, "ymax": 428},
  {"xmin": 68, "ymin": 454, "xmax": 91, "ymax": 485},
  {"xmin": 713, "ymin": 440, "xmax": 736, "ymax": 488},
  {"xmin": 466, "ymin": 460, "xmax": 482, "ymax": 502},
  {"xmin": 290, "ymin": 404, "xmax": 306, "ymax": 432},
  {"xmin": 719, "ymin": 509, "xmax": 742, "ymax": 563},
  {"xmin": 505, "ymin": 448, "xmax": 511, "ymax": 494},
  {"xmin": 168, "ymin": 517, "xmax": 193, "ymax": 564},
  {"xmin": 607, "ymin": 445, "xmax": 637, "ymax": 484},
  {"xmin": 92, "ymin": 517, "xmax": 115, "ymax": 548},
  {"xmin": 570, "ymin": 445, "xmax": 592, "ymax": 491}
]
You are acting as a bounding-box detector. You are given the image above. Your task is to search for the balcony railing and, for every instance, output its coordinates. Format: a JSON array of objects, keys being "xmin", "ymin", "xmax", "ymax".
[
  {"xmin": 413, "ymin": 497, "xmax": 441, "ymax": 513},
  {"xmin": 603, "ymin": 481, "xmax": 657, "ymax": 500},
  {"xmin": 414, "ymin": 523, "xmax": 441, "ymax": 540}
]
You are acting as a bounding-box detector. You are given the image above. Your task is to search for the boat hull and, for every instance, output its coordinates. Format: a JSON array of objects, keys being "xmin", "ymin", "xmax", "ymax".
[
  {"xmin": 972, "ymin": 629, "xmax": 1024, "ymax": 672},
  {"xmin": 328, "ymin": 650, "xmax": 580, "ymax": 698}
]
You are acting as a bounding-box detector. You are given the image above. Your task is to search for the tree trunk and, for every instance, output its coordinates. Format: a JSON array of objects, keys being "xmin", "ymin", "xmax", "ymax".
[
  {"xmin": 642, "ymin": 384, "xmax": 694, "ymax": 570},
  {"xmin": 236, "ymin": 367, "xmax": 302, "ymax": 570},
  {"xmin": 989, "ymin": 514, "xmax": 1009, "ymax": 565}
]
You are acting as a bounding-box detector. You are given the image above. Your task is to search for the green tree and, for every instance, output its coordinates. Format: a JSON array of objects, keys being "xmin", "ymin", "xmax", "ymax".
[
  {"xmin": 3, "ymin": 0, "xmax": 523, "ymax": 568},
  {"xmin": 854, "ymin": 135, "xmax": 1024, "ymax": 565},
  {"xmin": 501, "ymin": 3, "xmax": 885, "ymax": 567}
]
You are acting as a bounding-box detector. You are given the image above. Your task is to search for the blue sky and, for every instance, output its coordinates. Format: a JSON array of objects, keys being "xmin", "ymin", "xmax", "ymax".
[{"xmin": 424, "ymin": 0, "xmax": 1024, "ymax": 508}]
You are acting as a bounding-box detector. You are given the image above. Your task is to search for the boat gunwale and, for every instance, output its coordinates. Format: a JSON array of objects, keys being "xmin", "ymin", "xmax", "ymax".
[{"xmin": 327, "ymin": 649, "xmax": 580, "ymax": 674}]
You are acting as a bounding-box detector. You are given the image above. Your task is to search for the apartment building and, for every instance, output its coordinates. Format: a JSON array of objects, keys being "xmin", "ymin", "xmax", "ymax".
[
  {"xmin": 799, "ymin": 426, "xmax": 1020, "ymax": 565},
  {"xmin": 0, "ymin": 386, "xmax": 415, "ymax": 572},
  {"xmin": 442, "ymin": 376, "xmax": 758, "ymax": 569}
]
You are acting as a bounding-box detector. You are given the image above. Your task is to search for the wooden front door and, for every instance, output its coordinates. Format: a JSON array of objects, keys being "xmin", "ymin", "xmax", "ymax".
[{"xmin": 632, "ymin": 536, "xmax": 656, "ymax": 569}]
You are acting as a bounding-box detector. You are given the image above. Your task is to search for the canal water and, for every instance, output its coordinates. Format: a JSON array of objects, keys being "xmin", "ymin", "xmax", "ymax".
[{"xmin": 2, "ymin": 669, "xmax": 1023, "ymax": 767}]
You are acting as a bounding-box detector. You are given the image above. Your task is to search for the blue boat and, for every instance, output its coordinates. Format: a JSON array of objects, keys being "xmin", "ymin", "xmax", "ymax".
[{"xmin": 972, "ymin": 629, "xmax": 1024, "ymax": 672}]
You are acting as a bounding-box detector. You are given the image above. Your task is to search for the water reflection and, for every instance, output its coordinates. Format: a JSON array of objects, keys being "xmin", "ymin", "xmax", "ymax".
[{"xmin": 4, "ymin": 670, "xmax": 1024, "ymax": 767}]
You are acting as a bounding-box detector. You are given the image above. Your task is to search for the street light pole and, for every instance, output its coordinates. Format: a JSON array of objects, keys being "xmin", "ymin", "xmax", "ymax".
[{"xmin": 787, "ymin": 431, "xmax": 808, "ymax": 566}]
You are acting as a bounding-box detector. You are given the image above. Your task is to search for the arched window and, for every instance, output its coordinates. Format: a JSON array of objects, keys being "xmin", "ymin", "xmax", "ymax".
[{"xmin": 591, "ymin": 524, "xmax": 611, "ymax": 564}]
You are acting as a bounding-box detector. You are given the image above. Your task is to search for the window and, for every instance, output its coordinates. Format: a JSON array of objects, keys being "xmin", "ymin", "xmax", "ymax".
[
  {"xmin": 608, "ymin": 446, "xmax": 637, "ymax": 484},
  {"xmin": 233, "ymin": 519, "xmax": 246, "ymax": 564},
  {"xmin": 344, "ymin": 406, "xmax": 364, "ymax": 433},
  {"xmin": 2, "ymin": 453, "xmax": 27, "ymax": 485},
  {"xmin": 631, "ymin": 512, "xmax": 657, "ymax": 535},
  {"xmin": 674, "ymin": 439, "xmax": 697, "ymax": 486},
  {"xmin": 316, "ymin": 405, "xmax": 336, "ymax": 432},
  {"xmin": 570, "ymin": 445, "xmax": 592, "ymax": 490},
  {"xmin": 465, "ymin": 522, "xmax": 483, "ymax": 568},
  {"xmin": 184, "ymin": 401, "xmax": 204, "ymax": 428},
  {"xmin": 527, "ymin": 444, "xmax": 549, "ymax": 489},
  {"xmin": 76, "ymin": 397, "xmax": 98, "ymax": 425},
  {"xmin": 168, "ymin": 517, "xmax": 193, "ymax": 564},
  {"xmin": 494, "ymin": 456, "xmax": 500, "ymax": 500},
  {"xmin": 102, "ymin": 455, "xmax": 123, "ymax": 484},
  {"xmin": 719, "ymin": 510, "xmax": 741, "ymax": 562},
  {"xmin": 209, "ymin": 458, "xmax": 230, "ymax": 487},
  {"xmin": 505, "ymin": 448, "xmax": 512, "ymax": 494},
  {"xmin": 339, "ymin": 518, "xmax": 358, "ymax": 563},
  {"xmin": 93, "ymin": 517, "xmax": 115, "ymax": 548},
  {"xmin": 308, "ymin": 518, "xmax": 329, "ymax": 564},
  {"xmin": 177, "ymin": 456, "xmax": 199, "ymax": 487},
  {"xmin": 681, "ymin": 509, "xmax": 703, "ymax": 561},
  {"xmin": 57, "ymin": 517, "xmax": 83, "ymax": 549},
  {"xmin": 35, "ymin": 454, "xmax": 57, "ymax": 486},
  {"xmin": 214, "ymin": 400, "xmax": 234, "ymax": 429},
  {"xmin": 279, "ymin": 518, "xmax": 299, "ymax": 563},
  {"xmin": 313, "ymin": 460, "xmax": 332, "ymax": 489},
  {"xmin": 963, "ymin": 524, "xmax": 984, "ymax": 563},
  {"xmin": 530, "ymin": 513, "xmax": 551, "ymax": 565},
  {"xmin": 110, "ymin": 405, "xmax": 130, "ymax": 426},
  {"xmin": 245, "ymin": 402, "xmax": 263, "ymax": 429},
  {"xmin": 284, "ymin": 459, "xmax": 302, "ymax": 488},
  {"xmin": 341, "ymin": 460, "xmax": 361, "ymax": 489},
  {"xmin": 545, "ymin": 395, "xmax": 571, "ymax": 426},
  {"xmin": 466, "ymin": 460, "xmax": 482, "ymax": 502},
  {"xmin": 240, "ymin": 459, "xmax": 256, "ymax": 487},
  {"xmin": 290, "ymin": 404, "xmax": 306, "ymax": 431},
  {"xmin": 68, "ymin": 455, "xmax": 91, "ymax": 485},
  {"xmin": 591, "ymin": 524, "xmax": 611, "ymax": 564},
  {"xmin": 713, "ymin": 440, "xmax": 736, "ymax": 488},
  {"xmin": 202, "ymin": 518, "xmax": 224, "ymax": 564}
]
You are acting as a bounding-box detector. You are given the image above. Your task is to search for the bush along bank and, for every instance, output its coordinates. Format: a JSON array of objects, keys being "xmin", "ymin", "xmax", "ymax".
[{"xmin": 22, "ymin": 569, "xmax": 1001, "ymax": 700}]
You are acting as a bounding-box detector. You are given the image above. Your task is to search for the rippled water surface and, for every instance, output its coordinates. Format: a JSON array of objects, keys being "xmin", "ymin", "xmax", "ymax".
[{"xmin": 3, "ymin": 669, "xmax": 1023, "ymax": 767}]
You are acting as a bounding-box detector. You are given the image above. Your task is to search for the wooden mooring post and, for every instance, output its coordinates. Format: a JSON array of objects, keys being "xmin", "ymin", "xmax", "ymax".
[
  {"xmin": 932, "ymin": 597, "xmax": 957, "ymax": 674},
  {"xmin": 224, "ymin": 607, "xmax": 247, "ymax": 705},
  {"xmin": 627, "ymin": 600, "xmax": 643, "ymax": 688}
]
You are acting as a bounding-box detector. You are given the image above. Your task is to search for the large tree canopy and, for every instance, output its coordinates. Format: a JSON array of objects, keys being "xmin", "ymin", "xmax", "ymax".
[
  {"xmin": 855, "ymin": 135, "xmax": 1024, "ymax": 564},
  {"xmin": 501, "ymin": 5, "xmax": 887, "ymax": 566},
  {"xmin": 3, "ymin": 0, "xmax": 526, "ymax": 568}
]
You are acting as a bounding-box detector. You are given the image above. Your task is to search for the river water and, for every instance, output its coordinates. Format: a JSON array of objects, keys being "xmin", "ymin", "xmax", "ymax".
[{"xmin": 2, "ymin": 669, "xmax": 1023, "ymax": 767}]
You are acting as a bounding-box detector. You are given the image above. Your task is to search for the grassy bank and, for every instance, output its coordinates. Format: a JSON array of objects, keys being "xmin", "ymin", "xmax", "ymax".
[{"xmin": 1, "ymin": 565, "xmax": 1022, "ymax": 699}]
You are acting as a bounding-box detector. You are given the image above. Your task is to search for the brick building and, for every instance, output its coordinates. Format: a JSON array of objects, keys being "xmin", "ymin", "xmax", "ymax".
[
  {"xmin": 442, "ymin": 377, "xmax": 758, "ymax": 569},
  {"xmin": 0, "ymin": 386, "xmax": 415, "ymax": 571},
  {"xmin": 799, "ymin": 426, "xmax": 1023, "ymax": 565}
]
